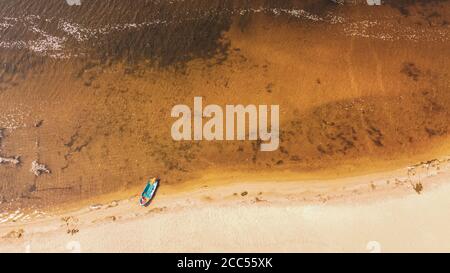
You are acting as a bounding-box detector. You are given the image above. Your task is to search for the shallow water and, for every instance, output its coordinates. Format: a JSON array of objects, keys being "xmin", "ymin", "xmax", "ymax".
[{"xmin": 0, "ymin": 0, "xmax": 449, "ymax": 210}]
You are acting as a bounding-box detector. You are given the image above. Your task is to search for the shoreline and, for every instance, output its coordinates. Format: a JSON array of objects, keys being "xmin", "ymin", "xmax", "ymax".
[
  {"xmin": 1, "ymin": 154, "xmax": 449, "ymax": 252},
  {"xmin": 2, "ymin": 150, "xmax": 449, "ymax": 220},
  {"xmin": 2, "ymin": 138, "xmax": 450, "ymax": 215}
]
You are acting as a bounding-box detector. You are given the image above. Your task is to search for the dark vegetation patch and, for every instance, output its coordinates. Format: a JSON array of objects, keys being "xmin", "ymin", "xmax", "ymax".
[
  {"xmin": 62, "ymin": 129, "xmax": 92, "ymax": 171},
  {"xmin": 0, "ymin": 52, "xmax": 46, "ymax": 91},
  {"xmin": 401, "ymin": 62, "xmax": 421, "ymax": 81},
  {"xmin": 280, "ymin": 87, "xmax": 450, "ymax": 162},
  {"xmin": 384, "ymin": 0, "xmax": 449, "ymax": 17}
]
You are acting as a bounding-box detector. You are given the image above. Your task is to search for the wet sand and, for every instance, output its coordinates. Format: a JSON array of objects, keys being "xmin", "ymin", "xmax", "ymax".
[{"xmin": 0, "ymin": 0, "xmax": 450, "ymax": 215}]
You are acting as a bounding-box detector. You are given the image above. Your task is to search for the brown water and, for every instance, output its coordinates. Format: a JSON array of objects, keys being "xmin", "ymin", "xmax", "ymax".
[{"xmin": 0, "ymin": 0, "xmax": 449, "ymax": 210}]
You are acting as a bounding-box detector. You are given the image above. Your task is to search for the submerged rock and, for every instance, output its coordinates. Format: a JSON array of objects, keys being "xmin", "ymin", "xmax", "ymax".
[
  {"xmin": 0, "ymin": 156, "xmax": 20, "ymax": 165},
  {"xmin": 0, "ymin": 128, "xmax": 21, "ymax": 166},
  {"xmin": 30, "ymin": 160, "xmax": 51, "ymax": 176}
]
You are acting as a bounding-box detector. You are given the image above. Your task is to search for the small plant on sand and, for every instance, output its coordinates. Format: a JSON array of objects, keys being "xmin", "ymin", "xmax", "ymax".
[
  {"xmin": 413, "ymin": 182, "xmax": 423, "ymax": 194},
  {"xmin": 62, "ymin": 216, "xmax": 79, "ymax": 236}
]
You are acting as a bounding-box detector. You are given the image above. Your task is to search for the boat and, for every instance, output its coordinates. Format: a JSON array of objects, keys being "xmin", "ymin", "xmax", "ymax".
[{"xmin": 139, "ymin": 178, "xmax": 160, "ymax": 207}]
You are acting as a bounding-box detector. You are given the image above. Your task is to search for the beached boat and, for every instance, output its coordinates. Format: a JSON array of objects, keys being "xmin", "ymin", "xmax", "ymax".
[{"xmin": 139, "ymin": 178, "xmax": 159, "ymax": 207}]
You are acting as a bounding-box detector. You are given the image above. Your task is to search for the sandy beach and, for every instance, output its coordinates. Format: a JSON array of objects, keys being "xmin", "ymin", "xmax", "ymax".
[{"xmin": 1, "ymin": 155, "xmax": 449, "ymax": 253}]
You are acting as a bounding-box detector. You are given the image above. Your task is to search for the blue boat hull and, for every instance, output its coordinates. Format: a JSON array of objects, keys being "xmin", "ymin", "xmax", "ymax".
[{"xmin": 139, "ymin": 180, "xmax": 159, "ymax": 207}]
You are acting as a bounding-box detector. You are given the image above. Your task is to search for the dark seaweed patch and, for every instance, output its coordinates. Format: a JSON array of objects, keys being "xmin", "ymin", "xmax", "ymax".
[
  {"xmin": 384, "ymin": 0, "xmax": 449, "ymax": 17},
  {"xmin": 401, "ymin": 62, "xmax": 421, "ymax": 81}
]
